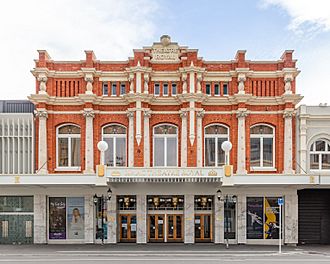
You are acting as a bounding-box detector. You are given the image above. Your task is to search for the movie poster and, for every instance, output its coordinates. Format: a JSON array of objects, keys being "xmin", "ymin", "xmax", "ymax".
[
  {"xmin": 67, "ymin": 197, "xmax": 85, "ymax": 239},
  {"xmin": 264, "ymin": 197, "xmax": 280, "ymax": 239},
  {"xmin": 246, "ymin": 197, "xmax": 264, "ymax": 239},
  {"xmin": 49, "ymin": 197, "xmax": 66, "ymax": 239}
]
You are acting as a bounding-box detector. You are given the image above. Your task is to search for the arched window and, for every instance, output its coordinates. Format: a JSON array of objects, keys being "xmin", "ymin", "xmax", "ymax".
[
  {"xmin": 310, "ymin": 139, "xmax": 330, "ymax": 170},
  {"xmin": 57, "ymin": 124, "xmax": 81, "ymax": 169},
  {"xmin": 250, "ymin": 124, "xmax": 274, "ymax": 169},
  {"xmin": 204, "ymin": 124, "xmax": 229, "ymax": 167},
  {"xmin": 153, "ymin": 124, "xmax": 178, "ymax": 167},
  {"xmin": 102, "ymin": 124, "xmax": 127, "ymax": 167}
]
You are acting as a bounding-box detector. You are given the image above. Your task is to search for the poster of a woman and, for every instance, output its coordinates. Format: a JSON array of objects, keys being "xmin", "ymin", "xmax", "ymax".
[{"xmin": 67, "ymin": 198, "xmax": 85, "ymax": 239}]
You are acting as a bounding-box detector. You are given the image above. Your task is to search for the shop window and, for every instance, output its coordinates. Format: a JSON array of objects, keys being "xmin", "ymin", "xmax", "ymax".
[
  {"xmin": 0, "ymin": 196, "xmax": 33, "ymax": 212},
  {"xmin": 153, "ymin": 124, "xmax": 178, "ymax": 167},
  {"xmin": 49, "ymin": 197, "xmax": 85, "ymax": 240},
  {"xmin": 102, "ymin": 124, "xmax": 127, "ymax": 167},
  {"xmin": 204, "ymin": 124, "xmax": 229, "ymax": 167},
  {"xmin": 246, "ymin": 197, "xmax": 282, "ymax": 239},
  {"xmin": 250, "ymin": 124, "xmax": 274, "ymax": 170},
  {"xmin": 310, "ymin": 139, "xmax": 330, "ymax": 170},
  {"xmin": 56, "ymin": 124, "xmax": 81, "ymax": 170}
]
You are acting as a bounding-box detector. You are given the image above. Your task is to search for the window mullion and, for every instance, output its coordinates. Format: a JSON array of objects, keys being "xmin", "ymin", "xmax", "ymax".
[
  {"xmin": 260, "ymin": 137, "xmax": 263, "ymax": 167},
  {"xmin": 114, "ymin": 137, "xmax": 116, "ymax": 167},
  {"xmin": 68, "ymin": 137, "xmax": 71, "ymax": 167},
  {"xmin": 165, "ymin": 137, "xmax": 167, "ymax": 167},
  {"xmin": 215, "ymin": 137, "xmax": 218, "ymax": 167}
]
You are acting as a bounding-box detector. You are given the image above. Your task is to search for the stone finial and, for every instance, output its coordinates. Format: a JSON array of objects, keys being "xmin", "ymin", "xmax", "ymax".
[
  {"xmin": 237, "ymin": 73, "xmax": 246, "ymax": 94},
  {"xmin": 37, "ymin": 73, "xmax": 48, "ymax": 94},
  {"xmin": 84, "ymin": 74, "xmax": 94, "ymax": 94},
  {"xmin": 284, "ymin": 74, "xmax": 293, "ymax": 94},
  {"xmin": 160, "ymin": 35, "xmax": 171, "ymax": 46}
]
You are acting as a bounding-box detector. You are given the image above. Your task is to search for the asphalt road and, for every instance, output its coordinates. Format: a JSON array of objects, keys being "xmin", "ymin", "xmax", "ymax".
[{"xmin": 0, "ymin": 244, "xmax": 329, "ymax": 264}]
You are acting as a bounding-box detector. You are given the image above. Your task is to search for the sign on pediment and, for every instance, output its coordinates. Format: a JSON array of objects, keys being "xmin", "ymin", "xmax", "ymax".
[{"xmin": 151, "ymin": 35, "xmax": 180, "ymax": 63}]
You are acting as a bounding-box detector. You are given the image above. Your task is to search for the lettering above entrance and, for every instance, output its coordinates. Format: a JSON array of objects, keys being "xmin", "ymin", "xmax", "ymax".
[
  {"xmin": 150, "ymin": 35, "xmax": 180, "ymax": 63},
  {"xmin": 107, "ymin": 167, "xmax": 223, "ymax": 177}
]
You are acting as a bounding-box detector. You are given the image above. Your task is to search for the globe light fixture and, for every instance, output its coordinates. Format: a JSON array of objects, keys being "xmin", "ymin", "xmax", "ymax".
[
  {"xmin": 97, "ymin": 141, "xmax": 108, "ymax": 152},
  {"xmin": 221, "ymin": 140, "xmax": 232, "ymax": 153}
]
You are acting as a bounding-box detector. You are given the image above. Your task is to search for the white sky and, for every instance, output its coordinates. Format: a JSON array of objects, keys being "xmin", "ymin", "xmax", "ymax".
[{"xmin": 0, "ymin": 0, "xmax": 330, "ymax": 105}]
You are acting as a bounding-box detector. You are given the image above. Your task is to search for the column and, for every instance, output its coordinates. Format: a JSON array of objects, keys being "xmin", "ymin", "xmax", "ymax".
[
  {"xmin": 189, "ymin": 101, "xmax": 195, "ymax": 146},
  {"xmin": 83, "ymin": 109, "xmax": 95, "ymax": 174},
  {"xmin": 284, "ymin": 193, "xmax": 298, "ymax": 245},
  {"xmin": 284, "ymin": 109, "xmax": 294, "ymax": 174},
  {"xmin": 136, "ymin": 101, "xmax": 142, "ymax": 145},
  {"xmin": 214, "ymin": 195, "xmax": 224, "ymax": 244},
  {"xmin": 236, "ymin": 109, "xmax": 247, "ymax": 174},
  {"xmin": 184, "ymin": 194, "xmax": 194, "ymax": 244},
  {"xmin": 196, "ymin": 109, "xmax": 204, "ymax": 167},
  {"xmin": 107, "ymin": 194, "xmax": 117, "ymax": 243},
  {"xmin": 143, "ymin": 110, "xmax": 151, "ymax": 167},
  {"xmin": 298, "ymin": 105, "xmax": 307, "ymax": 173},
  {"xmin": 237, "ymin": 194, "xmax": 247, "ymax": 244},
  {"xmin": 180, "ymin": 109, "xmax": 188, "ymax": 167},
  {"xmin": 137, "ymin": 194, "xmax": 147, "ymax": 243},
  {"xmin": 35, "ymin": 109, "xmax": 48, "ymax": 174},
  {"xmin": 84, "ymin": 195, "xmax": 94, "ymax": 243},
  {"xmin": 33, "ymin": 194, "xmax": 47, "ymax": 244},
  {"xmin": 127, "ymin": 110, "xmax": 135, "ymax": 167}
]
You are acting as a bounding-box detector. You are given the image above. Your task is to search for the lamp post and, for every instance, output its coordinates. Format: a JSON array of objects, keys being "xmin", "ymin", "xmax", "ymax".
[
  {"xmin": 221, "ymin": 140, "xmax": 232, "ymax": 165},
  {"xmin": 93, "ymin": 188, "xmax": 112, "ymax": 245},
  {"xmin": 217, "ymin": 189, "xmax": 237, "ymax": 249},
  {"xmin": 97, "ymin": 140, "xmax": 108, "ymax": 165}
]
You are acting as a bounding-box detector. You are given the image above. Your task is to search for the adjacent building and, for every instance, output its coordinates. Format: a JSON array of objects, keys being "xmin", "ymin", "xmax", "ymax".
[{"xmin": 1, "ymin": 36, "xmax": 329, "ymax": 245}]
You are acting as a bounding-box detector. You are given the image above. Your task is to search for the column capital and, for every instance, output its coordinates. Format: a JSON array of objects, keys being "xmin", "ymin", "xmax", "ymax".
[
  {"xmin": 34, "ymin": 109, "xmax": 48, "ymax": 119},
  {"xmin": 179, "ymin": 109, "xmax": 189, "ymax": 118},
  {"xmin": 283, "ymin": 109, "xmax": 295, "ymax": 118},
  {"xmin": 196, "ymin": 109, "xmax": 205, "ymax": 118},
  {"xmin": 126, "ymin": 109, "xmax": 135, "ymax": 118},
  {"xmin": 83, "ymin": 109, "xmax": 95, "ymax": 118},
  {"xmin": 236, "ymin": 108, "xmax": 248, "ymax": 118},
  {"xmin": 143, "ymin": 109, "xmax": 152, "ymax": 118}
]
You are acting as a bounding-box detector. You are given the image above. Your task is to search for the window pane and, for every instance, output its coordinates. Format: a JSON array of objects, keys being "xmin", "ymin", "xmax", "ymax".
[
  {"xmin": 171, "ymin": 83, "xmax": 177, "ymax": 95},
  {"xmin": 59, "ymin": 125, "xmax": 81, "ymax": 134},
  {"xmin": 322, "ymin": 154, "xmax": 330, "ymax": 169},
  {"xmin": 310, "ymin": 154, "xmax": 319, "ymax": 169},
  {"xmin": 71, "ymin": 138, "xmax": 81, "ymax": 166},
  {"xmin": 205, "ymin": 138, "xmax": 215, "ymax": 166},
  {"xmin": 58, "ymin": 138, "xmax": 69, "ymax": 167},
  {"xmin": 111, "ymin": 83, "xmax": 117, "ymax": 95},
  {"xmin": 166, "ymin": 138, "xmax": 177, "ymax": 166},
  {"xmin": 104, "ymin": 138, "xmax": 114, "ymax": 166},
  {"xmin": 154, "ymin": 138, "xmax": 165, "ymax": 166},
  {"xmin": 206, "ymin": 84, "xmax": 211, "ymax": 95},
  {"xmin": 214, "ymin": 84, "xmax": 220, "ymax": 95},
  {"xmin": 116, "ymin": 138, "xmax": 126, "ymax": 167},
  {"xmin": 163, "ymin": 83, "xmax": 168, "ymax": 95},
  {"xmin": 263, "ymin": 138, "xmax": 273, "ymax": 167},
  {"xmin": 223, "ymin": 83, "xmax": 228, "ymax": 95},
  {"xmin": 120, "ymin": 83, "xmax": 126, "ymax": 95},
  {"xmin": 154, "ymin": 83, "xmax": 160, "ymax": 95},
  {"xmin": 250, "ymin": 125, "xmax": 273, "ymax": 135},
  {"xmin": 217, "ymin": 138, "xmax": 226, "ymax": 166},
  {"xmin": 205, "ymin": 125, "xmax": 228, "ymax": 135},
  {"xmin": 102, "ymin": 83, "xmax": 108, "ymax": 95},
  {"xmin": 103, "ymin": 125, "xmax": 126, "ymax": 134},
  {"xmin": 315, "ymin": 140, "xmax": 326, "ymax": 151},
  {"xmin": 250, "ymin": 138, "xmax": 260, "ymax": 167}
]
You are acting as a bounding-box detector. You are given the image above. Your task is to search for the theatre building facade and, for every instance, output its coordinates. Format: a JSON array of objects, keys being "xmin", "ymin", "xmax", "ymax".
[{"xmin": 1, "ymin": 36, "xmax": 320, "ymax": 245}]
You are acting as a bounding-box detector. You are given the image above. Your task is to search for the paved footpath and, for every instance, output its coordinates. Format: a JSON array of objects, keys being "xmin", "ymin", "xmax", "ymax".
[{"xmin": 0, "ymin": 244, "xmax": 330, "ymax": 264}]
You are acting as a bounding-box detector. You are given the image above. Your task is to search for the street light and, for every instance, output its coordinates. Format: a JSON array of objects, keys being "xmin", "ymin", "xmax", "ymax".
[
  {"xmin": 93, "ymin": 188, "xmax": 112, "ymax": 245},
  {"xmin": 97, "ymin": 140, "xmax": 108, "ymax": 166},
  {"xmin": 217, "ymin": 190, "xmax": 237, "ymax": 249}
]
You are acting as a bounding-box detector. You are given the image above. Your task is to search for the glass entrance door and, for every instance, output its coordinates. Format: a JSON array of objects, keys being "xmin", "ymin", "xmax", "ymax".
[
  {"xmin": 195, "ymin": 214, "xmax": 212, "ymax": 242},
  {"xmin": 167, "ymin": 214, "xmax": 183, "ymax": 242},
  {"xmin": 148, "ymin": 214, "xmax": 164, "ymax": 242},
  {"xmin": 119, "ymin": 214, "xmax": 136, "ymax": 242}
]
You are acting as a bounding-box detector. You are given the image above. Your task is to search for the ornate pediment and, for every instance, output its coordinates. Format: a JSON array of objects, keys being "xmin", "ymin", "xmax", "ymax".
[{"xmin": 150, "ymin": 35, "xmax": 180, "ymax": 63}]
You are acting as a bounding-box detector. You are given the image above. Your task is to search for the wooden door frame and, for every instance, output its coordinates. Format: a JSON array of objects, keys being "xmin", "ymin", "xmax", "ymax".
[
  {"xmin": 167, "ymin": 214, "xmax": 183, "ymax": 242},
  {"xmin": 195, "ymin": 213, "xmax": 213, "ymax": 242},
  {"xmin": 148, "ymin": 214, "xmax": 165, "ymax": 242},
  {"xmin": 119, "ymin": 214, "xmax": 136, "ymax": 242}
]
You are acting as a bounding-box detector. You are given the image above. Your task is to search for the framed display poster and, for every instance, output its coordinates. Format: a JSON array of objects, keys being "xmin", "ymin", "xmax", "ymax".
[
  {"xmin": 67, "ymin": 197, "xmax": 85, "ymax": 239},
  {"xmin": 264, "ymin": 197, "xmax": 280, "ymax": 239},
  {"xmin": 246, "ymin": 197, "xmax": 264, "ymax": 239},
  {"xmin": 49, "ymin": 197, "xmax": 66, "ymax": 239}
]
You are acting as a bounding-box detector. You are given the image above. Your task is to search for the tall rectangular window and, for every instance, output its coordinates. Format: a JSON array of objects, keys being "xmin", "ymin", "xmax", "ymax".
[
  {"xmin": 171, "ymin": 83, "xmax": 177, "ymax": 95},
  {"xmin": 102, "ymin": 82, "xmax": 108, "ymax": 96},
  {"xmin": 111, "ymin": 83, "xmax": 117, "ymax": 96},
  {"xmin": 120, "ymin": 83, "xmax": 126, "ymax": 95},
  {"xmin": 214, "ymin": 83, "xmax": 220, "ymax": 96},
  {"xmin": 163, "ymin": 83, "xmax": 168, "ymax": 96},
  {"xmin": 206, "ymin": 83, "xmax": 211, "ymax": 95},
  {"xmin": 154, "ymin": 83, "xmax": 160, "ymax": 96},
  {"xmin": 223, "ymin": 83, "xmax": 228, "ymax": 95}
]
